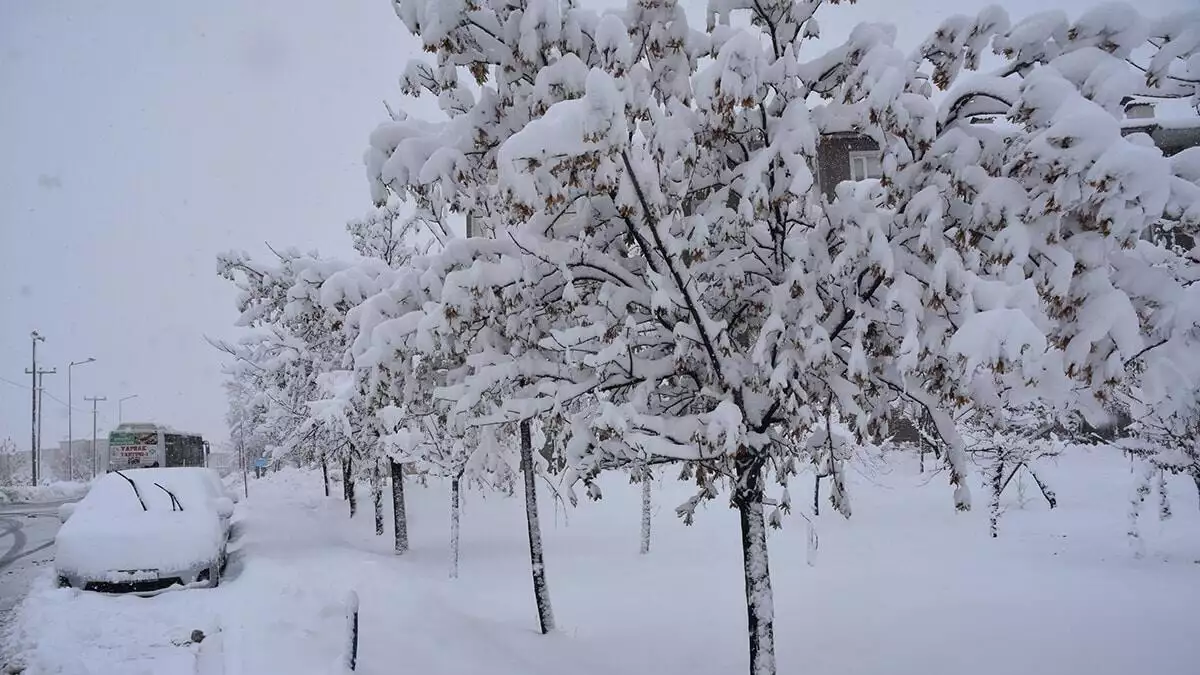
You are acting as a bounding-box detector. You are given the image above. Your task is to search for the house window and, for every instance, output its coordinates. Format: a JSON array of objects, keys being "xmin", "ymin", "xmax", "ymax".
[{"xmin": 848, "ymin": 150, "xmax": 882, "ymax": 181}]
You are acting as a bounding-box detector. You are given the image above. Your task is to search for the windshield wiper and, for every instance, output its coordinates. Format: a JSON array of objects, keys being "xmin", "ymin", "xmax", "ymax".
[
  {"xmin": 153, "ymin": 483, "xmax": 184, "ymax": 511},
  {"xmin": 114, "ymin": 471, "xmax": 147, "ymax": 511}
]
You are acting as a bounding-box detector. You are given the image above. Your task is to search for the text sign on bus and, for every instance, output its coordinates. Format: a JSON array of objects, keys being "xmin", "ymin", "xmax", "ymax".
[{"xmin": 111, "ymin": 432, "xmax": 157, "ymax": 446}]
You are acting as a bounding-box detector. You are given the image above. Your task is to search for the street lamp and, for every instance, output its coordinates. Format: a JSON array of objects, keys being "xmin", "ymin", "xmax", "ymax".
[
  {"xmin": 118, "ymin": 394, "xmax": 139, "ymax": 423},
  {"xmin": 68, "ymin": 357, "xmax": 96, "ymax": 481}
]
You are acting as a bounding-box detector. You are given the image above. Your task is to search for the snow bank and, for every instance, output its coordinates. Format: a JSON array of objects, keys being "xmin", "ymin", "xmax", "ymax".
[
  {"xmin": 0, "ymin": 481, "xmax": 89, "ymax": 504},
  {"xmin": 3, "ymin": 574, "xmax": 221, "ymax": 675}
]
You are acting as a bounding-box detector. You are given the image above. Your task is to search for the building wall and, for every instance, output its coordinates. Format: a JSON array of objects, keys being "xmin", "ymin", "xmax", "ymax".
[{"xmin": 816, "ymin": 133, "xmax": 880, "ymax": 199}]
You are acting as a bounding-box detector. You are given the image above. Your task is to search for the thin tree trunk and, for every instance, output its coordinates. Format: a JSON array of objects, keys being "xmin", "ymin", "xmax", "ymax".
[
  {"xmin": 1157, "ymin": 469, "xmax": 1172, "ymax": 521},
  {"xmin": 390, "ymin": 459, "xmax": 409, "ymax": 554},
  {"xmin": 520, "ymin": 419, "xmax": 555, "ymax": 634},
  {"xmin": 372, "ymin": 461, "xmax": 384, "ymax": 536},
  {"xmin": 342, "ymin": 458, "xmax": 350, "ymax": 501},
  {"xmin": 639, "ymin": 469, "xmax": 652, "ymax": 555},
  {"xmin": 321, "ymin": 455, "xmax": 330, "ymax": 498},
  {"xmin": 1027, "ymin": 467, "xmax": 1057, "ymax": 509},
  {"xmin": 989, "ymin": 458, "xmax": 1005, "ymax": 538},
  {"xmin": 1129, "ymin": 461, "xmax": 1154, "ymax": 557},
  {"xmin": 450, "ymin": 474, "xmax": 461, "ymax": 578},
  {"xmin": 812, "ymin": 473, "xmax": 820, "ymax": 516},
  {"xmin": 919, "ymin": 447, "xmax": 925, "ymax": 473},
  {"xmin": 735, "ymin": 453, "xmax": 775, "ymax": 675},
  {"xmin": 345, "ymin": 456, "xmax": 357, "ymax": 518},
  {"xmin": 1192, "ymin": 468, "xmax": 1200, "ymax": 511}
]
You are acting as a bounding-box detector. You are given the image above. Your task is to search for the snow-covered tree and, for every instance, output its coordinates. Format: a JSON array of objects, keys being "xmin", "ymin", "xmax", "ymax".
[
  {"xmin": 341, "ymin": 242, "xmax": 561, "ymax": 617},
  {"xmin": 217, "ymin": 249, "xmax": 373, "ymax": 517},
  {"xmin": 223, "ymin": 364, "xmax": 273, "ymax": 487},
  {"xmin": 344, "ymin": 201, "xmax": 431, "ymax": 550},
  {"xmin": 0, "ymin": 437, "xmax": 22, "ymax": 487},
  {"xmin": 960, "ymin": 408, "xmax": 1061, "ymax": 537},
  {"xmin": 362, "ymin": 1, "xmax": 1200, "ymax": 673},
  {"xmin": 924, "ymin": 4, "xmax": 1200, "ymax": 517}
]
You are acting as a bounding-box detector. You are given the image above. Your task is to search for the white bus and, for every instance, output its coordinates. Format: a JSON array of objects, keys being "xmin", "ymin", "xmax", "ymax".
[{"xmin": 107, "ymin": 423, "xmax": 207, "ymax": 472}]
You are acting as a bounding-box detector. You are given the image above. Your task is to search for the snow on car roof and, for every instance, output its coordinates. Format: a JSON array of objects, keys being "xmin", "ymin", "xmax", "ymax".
[
  {"xmin": 56, "ymin": 469, "xmax": 227, "ymax": 577},
  {"xmin": 84, "ymin": 468, "xmax": 219, "ymax": 512}
]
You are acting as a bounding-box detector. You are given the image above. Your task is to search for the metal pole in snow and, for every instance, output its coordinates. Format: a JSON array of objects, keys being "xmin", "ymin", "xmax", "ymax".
[
  {"xmin": 68, "ymin": 365, "xmax": 72, "ymax": 480},
  {"xmin": 344, "ymin": 591, "xmax": 359, "ymax": 672}
]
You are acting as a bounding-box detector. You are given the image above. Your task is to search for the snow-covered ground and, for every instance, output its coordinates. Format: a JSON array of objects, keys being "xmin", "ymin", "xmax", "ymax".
[
  {"xmin": 0, "ymin": 482, "xmax": 89, "ymax": 505},
  {"xmin": 4, "ymin": 446, "xmax": 1198, "ymax": 675}
]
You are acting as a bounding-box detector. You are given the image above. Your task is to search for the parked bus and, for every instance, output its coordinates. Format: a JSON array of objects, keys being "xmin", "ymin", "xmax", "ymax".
[{"xmin": 107, "ymin": 423, "xmax": 207, "ymax": 472}]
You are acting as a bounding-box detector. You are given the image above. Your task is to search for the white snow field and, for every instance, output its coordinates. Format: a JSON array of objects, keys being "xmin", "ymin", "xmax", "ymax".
[{"xmin": 4, "ymin": 446, "xmax": 1198, "ymax": 675}]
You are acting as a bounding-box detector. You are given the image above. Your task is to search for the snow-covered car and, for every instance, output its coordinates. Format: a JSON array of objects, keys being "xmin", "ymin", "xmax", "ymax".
[{"xmin": 55, "ymin": 467, "xmax": 235, "ymax": 593}]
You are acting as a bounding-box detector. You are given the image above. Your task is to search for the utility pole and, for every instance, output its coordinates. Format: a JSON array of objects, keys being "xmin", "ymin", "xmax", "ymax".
[
  {"xmin": 25, "ymin": 332, "xmax": 45, "ymax": 486},
  {"xmin": 34, "ymin": 368, "xmax": 56, "ymax": 482},
  {"xmin": 85, "ymin": 396, "xmax": 106, "ymax": 477}
]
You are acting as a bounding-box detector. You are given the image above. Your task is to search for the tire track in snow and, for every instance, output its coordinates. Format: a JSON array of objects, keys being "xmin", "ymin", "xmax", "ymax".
[
  {"xmin": 0, "ymin": 540, "xmax": 54, "ymax": 572},
  {"xmin": 0, "ymin": 517, "xmax": 28, "ymax": 567}
]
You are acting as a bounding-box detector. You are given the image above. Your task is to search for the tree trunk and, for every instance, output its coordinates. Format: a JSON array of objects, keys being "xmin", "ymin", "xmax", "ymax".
[
  {"xmin": 390, "ymin": 459, "xmax": 409, "ymax": 554},
  {"xmin": 372, "ymin": 461, "xmax": 384, "ymax": 536},
  {"xmin": 321, "ymin": 455, "xmax": 330, "ymax": 498},
  {"xmin": 520, "ymin": 419, "xmax": 555, "ymax": 634},
  {"xmin": 639, "ymin": 469, "xmax": 652, "ymax": 555},
  {"xmin": 919, "ymin": 446, "xmax": 925, "ymax": 473},
  {"xmin": 1192, "ymin": 468, "xmax": 1200, "ymax": 511},
  {"xmin": 342, "ymin": 458, "xmax": 350, "ymax": 500},
  {"xmin": 812, "ymin": 473, "xmax": 820, "ymax": 516},
  {"xmin": 345, "ymin": 456, "xmax": 357, "ymax": 518},
  {"xmin": 1129, "ymin": 461, "xmax": 1154, "ymax": 557},
  {"xmin": 989, "ymin": 458, "xmax": 1004, "ymax": 538},
  {"xmin": 735, "ymin": 453, "xmax": 776, "ymax": 675},
  {"xmin": 1027, "ymin": 467, "xmax": 1057, "ymax": 509},
  {"xmin": 450, "ymin": 475, "xmax": 461, "ymax": 578},
  {"xmin": 1157, "ymin": 469, "xmax": 1172, "ymax": 521}
]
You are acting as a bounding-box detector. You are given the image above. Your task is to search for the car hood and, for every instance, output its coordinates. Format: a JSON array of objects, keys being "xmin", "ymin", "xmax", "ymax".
[{"xmin": 56, "ymin": 509, "xmax": 224, "ymax": 577}]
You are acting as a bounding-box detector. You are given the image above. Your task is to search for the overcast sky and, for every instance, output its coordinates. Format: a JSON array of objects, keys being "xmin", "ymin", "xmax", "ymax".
[{"xmin": 1, "ymin": 0, "xmax": 1192, "ymax": 454}]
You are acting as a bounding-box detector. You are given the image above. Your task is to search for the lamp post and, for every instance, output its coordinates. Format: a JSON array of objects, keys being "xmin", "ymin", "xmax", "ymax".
[
  {"xmin": 68, "ymin": 358, "xmax": 96, "ymax": 481},
  {"xmin": 118, "ymin": 394, "xmax": 138, "ymax": 424}
]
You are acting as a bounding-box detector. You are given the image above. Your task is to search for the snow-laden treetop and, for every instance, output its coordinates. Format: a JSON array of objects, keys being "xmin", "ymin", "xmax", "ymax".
[{"xmin": 342, "ymin": 0, "xmax": 1199, "ymax": 506}]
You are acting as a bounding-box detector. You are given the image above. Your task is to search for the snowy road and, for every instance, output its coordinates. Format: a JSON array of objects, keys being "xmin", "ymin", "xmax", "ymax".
[{"xmin": 0, "ymin": 502, "xmax": 67, "ymax": 616}]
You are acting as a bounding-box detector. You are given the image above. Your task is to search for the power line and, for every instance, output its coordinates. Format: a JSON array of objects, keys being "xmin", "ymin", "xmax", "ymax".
[
  {"xmin": 0, "ymin": 375, "xmax": 88, "ymax": 412},
  {"xmin": 0, "ymin": 375, "xmax": 29, "ymax": 390}
]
